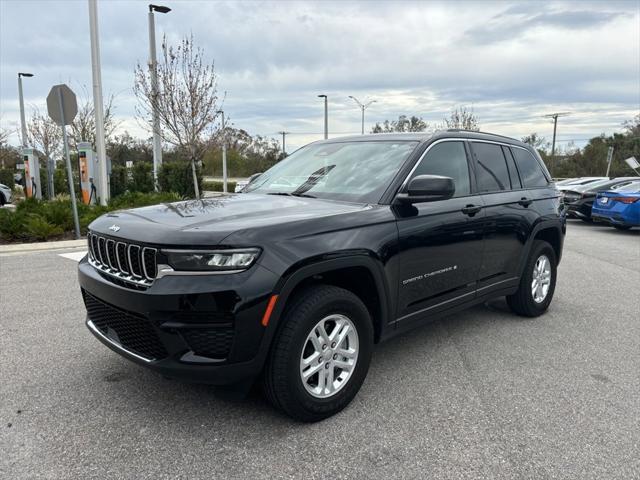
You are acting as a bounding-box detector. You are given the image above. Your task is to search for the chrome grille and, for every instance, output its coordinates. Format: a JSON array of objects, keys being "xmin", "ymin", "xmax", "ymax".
[{"xmin": 87, "ymin": 232, "xmax": 157, "ymax": 288}]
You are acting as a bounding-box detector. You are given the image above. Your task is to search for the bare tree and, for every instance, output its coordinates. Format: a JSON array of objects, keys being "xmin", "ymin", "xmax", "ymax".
[
  {"xmin": 442, "ymin": 106, "xmax": 480, "ymax": 131},
  {"xmin": 69, "ymin": 90, "xmax": 118, "ymax": 150},
  {"xmin": 27, "ymin": 110, "xmax": 63, "ymax": 198},
  {"xmin": 0, "ymin": 121, "xmax": 18, "ymax": 169},
  {"xmin": 134, "ymin": 34, "xmax": 223, "ymax": 198}
]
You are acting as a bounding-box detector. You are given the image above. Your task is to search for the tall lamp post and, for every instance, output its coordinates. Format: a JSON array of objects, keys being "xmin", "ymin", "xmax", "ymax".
[
  {"xmin": 348, "ymin": 96, "xmax": 376, "ymax": 135},
  {"xmin": 148, "ymin": 4, "xmax": 171, "ymax": 190},
  {"xmin": 217, "ymin": 110, "xmax": 227, "ymax": 193},
  {"xmin": 317, "ymin": 94, "xmax": 328, "ymax": 139},
  {"xmin": 17, "ymin": 72, "xmax": 34, "ymax": 147}
]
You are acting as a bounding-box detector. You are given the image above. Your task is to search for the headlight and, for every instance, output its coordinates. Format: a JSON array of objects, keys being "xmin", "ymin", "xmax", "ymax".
[{"xmin": 163, "ymin": 248, "xmax": 261, "ymax": 272}]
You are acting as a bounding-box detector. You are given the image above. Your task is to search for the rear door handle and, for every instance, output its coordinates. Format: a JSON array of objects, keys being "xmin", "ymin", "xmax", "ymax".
[
  {"xmin": 518, "ymin": 197, "xmax": 533, "ymax": 207},
  {"xmin": 461, "ymin": 204, "xmax": 482, "ymax": 216}
]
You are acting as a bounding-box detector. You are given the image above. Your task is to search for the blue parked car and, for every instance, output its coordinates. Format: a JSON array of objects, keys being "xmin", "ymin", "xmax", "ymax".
[{"xmin": 592, "ymin": 181, "xmax": 640, "ymax": 230}]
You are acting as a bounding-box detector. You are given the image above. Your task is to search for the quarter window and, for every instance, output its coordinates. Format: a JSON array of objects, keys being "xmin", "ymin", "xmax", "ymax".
[
  {"xmin": 511, "ymin": 148, "xmax": 548, "ymax": 188},
  {"xmin": 409, "ymin": 141, "xmax": 471, "ymax": 197},
  {"xmin": 471, "ymin": 142, "xmax": 511, "ymax": 192}
]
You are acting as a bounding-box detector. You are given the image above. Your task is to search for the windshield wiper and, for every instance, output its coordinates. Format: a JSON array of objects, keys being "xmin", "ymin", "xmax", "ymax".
[{"xmin": 266, "ymin": 192, "xmax": 316, "ymax": 198}]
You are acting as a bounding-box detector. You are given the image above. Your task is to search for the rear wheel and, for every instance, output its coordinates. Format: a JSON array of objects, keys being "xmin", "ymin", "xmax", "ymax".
[
  {"xmin": 507, "ymin": 240, "xmax": 557, "ymax": 317},
  {"xmin": 0, "ymin": 193, "xmax": 5, "ymax": 206},
  {"xmin": 613, "ymin": 225, "xmax": 632, "ymax": 231},
  {"xmin": 263, "ymin": 285, "xmax": 373, "ymax": 422}
]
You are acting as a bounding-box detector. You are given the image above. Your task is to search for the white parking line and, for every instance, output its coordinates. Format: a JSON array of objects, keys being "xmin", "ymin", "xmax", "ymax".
[{"xmin": 59, "ymin": 251, "xmax": 88, "ymax": 262}]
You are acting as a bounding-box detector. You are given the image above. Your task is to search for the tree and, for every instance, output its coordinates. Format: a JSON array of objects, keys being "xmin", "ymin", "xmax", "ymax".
[
  {"xmin": 442, "ymin": 106, "xmax": 480, "ymax": 131},
  {"xmin": 134, "ymin": 34, "xmax": 223, "ymax": 198},
  {"xmin": 27, "ymin": 110, "xmax": 63, "ymax": 198},
  {"xmin": 107, "ymin": 131, "xmax": 153, "ymax": 166},
  {"xmin": 0, "ymin": 122, "xmax": 19, "ymax": 169},
  {"xmin": 69, "ymin": 90, "xmax": 118, "ymax": 150},
  {"xmin": 371, "ymin": 115, "xmax": 427, "ymax": 133}
]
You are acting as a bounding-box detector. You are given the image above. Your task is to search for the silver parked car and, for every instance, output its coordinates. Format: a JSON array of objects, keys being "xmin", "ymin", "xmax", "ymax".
[{"xmin": 0, "ymin": 183, "xmax": 13, "ymax": 206}]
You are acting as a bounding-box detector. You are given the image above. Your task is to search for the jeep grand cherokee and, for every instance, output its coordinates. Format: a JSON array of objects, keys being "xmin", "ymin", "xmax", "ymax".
[{"xmin": 79, "ymin": 130, "xmax": 565, "ymax": 422}]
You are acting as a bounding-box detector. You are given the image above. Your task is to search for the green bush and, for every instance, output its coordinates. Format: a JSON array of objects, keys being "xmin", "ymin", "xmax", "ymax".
[
  {"xmin": 0, "ymin": 168, "xmax": 14, "ymax": 188},
  {"xmin": 131, "ymin": 162, "xmax": 154, "ymax": 193},
  {"xmin": 110, "ymin": 165, "xmax": 128, "ymax": 198},
  {"xmin": 23, "ymin": 214, "xmax": 64, "ymax": 241},
  {"xmin": 201, "ymin": 180, "xmax": 237, "ymax": 192},
  {"xmin": 158, "ymin": 161, "xmax": 201, "ymax": 197},
  {"xmin": 1, "ymin": 191, "xmax": 181, "ymax": 243}
]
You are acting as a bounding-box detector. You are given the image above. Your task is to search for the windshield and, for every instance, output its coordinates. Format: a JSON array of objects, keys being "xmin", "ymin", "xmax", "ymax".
[
  {"xmin": 614, "ymin": 181, "xmax": 640, "ymax": 193},
  {"xmin": 244, "ymin": 141, "xmax": 418, "ymax": 203}
]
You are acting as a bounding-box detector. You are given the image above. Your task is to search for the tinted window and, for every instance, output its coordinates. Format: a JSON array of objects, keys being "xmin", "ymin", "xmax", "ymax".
[
  {"xmin": 410, "ymin": 141, "xmax": 470, "ymax": 197},
  {"xmin": 502, "ymin": 146, "xmax": 522, "ymax": 189},
  {"xmin": 512, "ymin": 148, "xmax": 548, "ymax": 188},
  {"xmin": 472, "ymin": 142, "xmax": 510, "ymax": 192}
]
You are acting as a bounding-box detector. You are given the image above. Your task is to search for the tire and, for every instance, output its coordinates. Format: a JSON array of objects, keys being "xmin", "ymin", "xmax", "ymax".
[
  {"xmin": 613, "ymin": 225, "xmax": 632, "ymax": 231},
  {"xmin": 0, "ymin": 193, "xmax": 5, "ymax": 206},
  {"xmin": 263, "ymin": 285, "xmax": 373, "ymax": 422},
  {"xmin": 507, "ymin": 240, "xmax": 557, "ymax": 317}
]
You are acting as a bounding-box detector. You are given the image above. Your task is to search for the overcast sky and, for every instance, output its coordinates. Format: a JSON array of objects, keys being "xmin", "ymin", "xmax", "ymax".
[{"xmin": 1, "ymin": 0, "xmax": 639, "ymax": 152}]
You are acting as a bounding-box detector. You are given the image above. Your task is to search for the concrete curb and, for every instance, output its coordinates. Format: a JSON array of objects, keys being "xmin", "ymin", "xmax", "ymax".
[{"xmin": 0, "ymin": 238, "xmax": 87, "ymax": 254}]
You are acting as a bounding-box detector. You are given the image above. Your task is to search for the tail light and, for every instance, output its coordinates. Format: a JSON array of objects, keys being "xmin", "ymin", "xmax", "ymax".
[{"xmin": 612, "ymin": 196, "xmax": 639, "ymax": 204}]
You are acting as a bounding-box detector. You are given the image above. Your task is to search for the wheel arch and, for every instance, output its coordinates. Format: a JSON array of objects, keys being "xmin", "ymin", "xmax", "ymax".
[{"xmin": 270, "ymin": 254, "xmax": 392, "ymax": 343}]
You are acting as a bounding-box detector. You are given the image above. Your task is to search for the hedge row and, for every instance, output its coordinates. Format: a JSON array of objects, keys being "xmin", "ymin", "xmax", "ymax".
[
  {"xmin": 201, "ymin": 180, "xmax": 237, "ymax": 192},
  {"xmin": 0, "ymin": 191, "xmax": 180, "ymax": 243}
]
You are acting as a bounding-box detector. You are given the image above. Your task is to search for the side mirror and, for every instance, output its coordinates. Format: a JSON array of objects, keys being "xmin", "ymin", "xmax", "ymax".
[{"xmin": 395, "ymin": 175, "xmax": 455, "ymax": 204}]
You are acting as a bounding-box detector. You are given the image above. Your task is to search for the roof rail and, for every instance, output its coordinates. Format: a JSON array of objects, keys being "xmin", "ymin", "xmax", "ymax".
[{"xmin": 445, "ymin": 129, "xmax": 519, "ymax": 142}]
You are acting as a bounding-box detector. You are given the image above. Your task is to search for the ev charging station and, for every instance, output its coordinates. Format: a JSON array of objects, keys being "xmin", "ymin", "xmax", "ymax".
[
  {"xmin": 78, "ymin": 142, "xmax": 98, "ymax": 205},
  {"xmin": 22, "ymin": 148, "xmax": 42, "ymax": 199}
]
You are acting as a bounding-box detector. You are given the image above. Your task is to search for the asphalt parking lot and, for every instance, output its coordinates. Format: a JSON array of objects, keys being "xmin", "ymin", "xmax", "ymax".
[{"xmin": 1, "ymin": 221, "xmax": 639, "ymax": 479}]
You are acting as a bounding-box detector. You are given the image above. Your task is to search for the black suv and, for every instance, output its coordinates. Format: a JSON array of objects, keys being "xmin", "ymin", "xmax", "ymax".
[{"xmin": 79, "ymin": 131, "xmax": 565, "ymax": 421}]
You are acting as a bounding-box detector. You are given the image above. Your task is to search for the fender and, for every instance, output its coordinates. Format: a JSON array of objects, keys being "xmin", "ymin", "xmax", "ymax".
[
  {"xmin": 516, "ymin": 218, "xmax": 565, "ymax": 279},
  {"xmin": 267, "ymin": 252, "xmax": 394, "ymax": 342}
]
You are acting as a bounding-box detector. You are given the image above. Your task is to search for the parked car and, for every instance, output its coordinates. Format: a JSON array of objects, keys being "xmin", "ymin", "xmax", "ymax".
[
  {"xmin": 557, "ymin": 177, "xmax": 607, "ymax": 192},
  {"xmin": 234, "ymin": 172, "xmax": 263, "ymax": 193},
  {"xmin": 591, "ymin": 181, "xmax": 640, "ymax": 230},
  {"xmin": 563, "ymin": 177, "xmax": 638, "ymax": 221},
  {"xmin": 79, "ymin": 131, "xmax": 565, "ymax": 421},
  {"xmin": 0, "ymin": 183, "xmax": 13, "ymax": 206},
  {"xmin": 554, "ymin": 177, "xmax": 579, "ymax": 186}
]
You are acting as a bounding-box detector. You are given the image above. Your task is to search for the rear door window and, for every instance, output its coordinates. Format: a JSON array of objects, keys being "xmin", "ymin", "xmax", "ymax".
[
  {"xmin": 502, "ymin": 146, "xmax": 522, "ymax": 189},
  {"xmin": 511, "ymin": 148, "xmax": 548, "ymax": 188},
  {"xmin": 471, "ymin": 142, "xmax": 511, "ymax": 192}
]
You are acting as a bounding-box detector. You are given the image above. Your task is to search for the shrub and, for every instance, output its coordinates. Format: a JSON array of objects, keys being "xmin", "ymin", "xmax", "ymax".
[
  {"xmin": 0, "ymin": 208, "xmax": 27, "ymax": 241},
  {"xmin": 0, "ymin": 168, "xmax": 14, "ymax": 188},
  {"xmin": 108, "ymin": 191, "xmax": 180, "ymax": 210},
  {"xmin": 23, "ymin": 214, "xmax": 64, "ymax": 241},
  {"xmin": 158, "ymin": 161, "xmax": 201, "ymax": 197},
  {"xmin": 201, "ymin": 180, "xmax": 237, "ymax": 192},
  {"xmin": 110, "ymin": 165, "xmax": 128, "ymax": 198},
  {"xmin": 131, "ymin": 162, "xmax": 154, "ymax": 193}
]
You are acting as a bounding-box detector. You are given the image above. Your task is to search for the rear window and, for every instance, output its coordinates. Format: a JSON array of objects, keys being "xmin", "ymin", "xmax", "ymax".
[
  {"xmin": 615, "ymin": 182, "xmax": 640, "ymax": 193},
  {"xmin": 471, "ymin": 142, "xmax": 510, "ymax": 192},
  {"xmin": 511, "ymin": 148, "xmax": 548, "ymax": 188}
]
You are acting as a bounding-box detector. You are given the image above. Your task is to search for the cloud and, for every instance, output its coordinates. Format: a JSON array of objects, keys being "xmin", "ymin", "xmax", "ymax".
[{"xmin": 0, "ymin": 0, "xmax": 638, "ymax": 153}]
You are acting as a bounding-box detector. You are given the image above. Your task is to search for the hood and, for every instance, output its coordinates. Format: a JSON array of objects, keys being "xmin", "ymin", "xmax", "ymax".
[{"xmin": 89, "ymin": 193, "xmax": 370, "ymax": 246}]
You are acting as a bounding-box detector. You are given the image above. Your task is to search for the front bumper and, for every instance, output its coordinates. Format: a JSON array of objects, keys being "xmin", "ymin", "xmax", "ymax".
[{"xmin": 78, "ymin": 256, "xmax": 280, "ymax": 385}]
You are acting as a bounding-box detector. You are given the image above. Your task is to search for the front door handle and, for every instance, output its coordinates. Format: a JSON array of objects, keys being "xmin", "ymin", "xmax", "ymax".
[
  {"xmin": 462, "ymin": 204, "xmax": 482, "ymax": 216},
  {"xmin": 518, "ymin": 197, "xmax": 533, "ymax": 207}
]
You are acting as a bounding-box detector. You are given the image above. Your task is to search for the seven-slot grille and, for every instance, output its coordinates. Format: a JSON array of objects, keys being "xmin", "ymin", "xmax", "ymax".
[{"xmin": 87, "ymin": 232, "xmax": 157, "ymax": 287}]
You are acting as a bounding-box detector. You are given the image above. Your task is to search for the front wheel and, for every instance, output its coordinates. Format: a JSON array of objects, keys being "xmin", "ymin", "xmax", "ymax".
[
  {"xmin": 263, "ymin": 285, "xmax": 373, "ymax": 422},
  {"xmin": 507, "ymin": 240, "xmax": 557, "ymax": 317}
]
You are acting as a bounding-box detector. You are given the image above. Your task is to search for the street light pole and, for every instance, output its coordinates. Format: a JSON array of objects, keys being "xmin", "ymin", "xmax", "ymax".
[
  {"xmin": 318, "ymin": 94, "xmax": 328, "ymax": 139},
  {"xmin": 148, "ymin": 4, "xmax": 171, "ymax": 191},
  {"xmin": 348, "ymin": 96, "xmax": 376, "ymax": 135},
  {"xmin": 217, "ymin": 110, "xmax": 227, "ymax": 193},
  {"xmin": 17, "ymin": 72, "xmax": 34, "ymax": 147},
  {"xmin": 543, "ymin": 112, "xmax": 570, "ymax": 177},
  {"xmin": 88, "ymin": 0, "xmax": 109, "ymax": 205}
]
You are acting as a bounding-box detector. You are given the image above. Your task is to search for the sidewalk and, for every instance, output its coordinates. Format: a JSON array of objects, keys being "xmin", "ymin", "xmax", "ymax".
[{"xmin": 0, "ymin": 238, "xmax": 87, "ymax": 255}]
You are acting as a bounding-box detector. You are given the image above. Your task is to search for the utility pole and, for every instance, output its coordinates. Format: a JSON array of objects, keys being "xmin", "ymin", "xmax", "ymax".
[
  {"xmin": 17, "ymin": 72, "xmax": 34, "ymax": 147},
  {"xmin": 278, "ymin": 131, "xmax": 289, "ymax": 156},
  {"xmin": 605, "ymin": 146, "xmax": 614, "ymax": 177},
  {"xmin": 348, "ymin": 96, "xmax": 376, "ymax": 135},
  {"xmin": 148, "ymin": 4, "xmax": 171, "ymax": 190},
  {"xmin": 217, "ymin": 110, "xmax": 227, "ymax": 193},
  {"xmin": 88, "ymin": 0, "xmax": 109, "ymax": 205},
  {"xmin": 543, "ymin": 112, "xmax": 570, "ymax": 177},
  {"xmin": 318, "ymin": 94, "xmax": 328, "ymax": 139}
]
